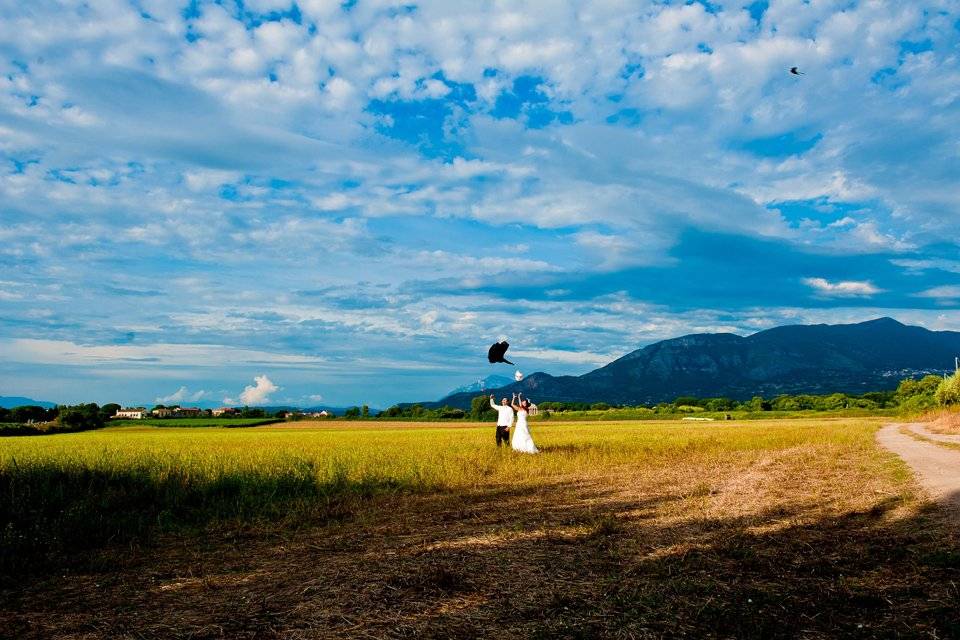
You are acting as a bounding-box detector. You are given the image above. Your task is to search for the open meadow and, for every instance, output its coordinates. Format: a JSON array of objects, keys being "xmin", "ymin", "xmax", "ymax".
[{"xmin": 2, "ymin": 418, "xmax": 959, "ymax": 638}]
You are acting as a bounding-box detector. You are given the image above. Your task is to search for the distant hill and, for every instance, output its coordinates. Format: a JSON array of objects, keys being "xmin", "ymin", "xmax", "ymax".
[
  {"xmin": 0, "ymin": 396, "xmax": 57, "ymax": 409},
  {"xmin": 445, "ymin": 375, "xmax": 514, "ymax": 398},
  {"xmin": 422, "ymin": 318, "xmax": 960, "ymax": 409}
]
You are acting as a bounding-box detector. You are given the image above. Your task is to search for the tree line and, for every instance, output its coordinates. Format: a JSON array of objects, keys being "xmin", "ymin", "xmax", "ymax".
[
  {"xmin": 376, "ymin": 374, "xmax": 960, "ymax": 421},
  {"xmin": 0, "ymin": 403, "xmax": 116, "ymax": 436},
  {"xmin": 5, "ymin": 373, "xmax": 958, "ymax": 432}
]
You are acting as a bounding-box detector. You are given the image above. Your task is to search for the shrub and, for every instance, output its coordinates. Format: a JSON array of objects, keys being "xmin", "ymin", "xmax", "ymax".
[
  {"xmin": 896, "ymin": 375, "xmax": 942, "ymax": 406},
  {"xmin": 935, "ymin": 373, "xmax": 960, "ymax": 407},
  {"xmin": 675, "ymin": 405, "xmax": 704, "ymax": 413}
]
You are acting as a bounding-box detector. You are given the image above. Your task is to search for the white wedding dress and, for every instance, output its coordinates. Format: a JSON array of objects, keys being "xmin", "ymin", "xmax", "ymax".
[{"xmin": 511, "ymin": 409, "xmax": 539, "ymax": 454}]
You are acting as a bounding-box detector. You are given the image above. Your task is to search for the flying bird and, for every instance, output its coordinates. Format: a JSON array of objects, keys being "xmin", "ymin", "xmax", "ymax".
[
  {"xmin": 487, "ymin": 341, "xmax": 514, "ymax": 365},
  {"xmin": 790, "ymin": 67, "xmax": 804, "ymax": 75}
]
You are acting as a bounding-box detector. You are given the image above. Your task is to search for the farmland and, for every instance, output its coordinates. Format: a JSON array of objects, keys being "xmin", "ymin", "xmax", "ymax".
[
  {"xmin": 109, "ymin": 417, "xmax": 283, "ymax": 428},
  {"xmin": 2, "ymin": 418, "xmax": 959, "ymax": 638}
]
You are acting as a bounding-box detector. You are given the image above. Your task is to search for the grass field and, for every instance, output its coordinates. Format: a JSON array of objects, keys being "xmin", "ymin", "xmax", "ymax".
[
  {"xmin": 109, "ymin": 417, "xmax": 282, "ymax": 428},
  {"xmin": 2, "ymin": 418, "xmax": 959, "ymax": 638}
]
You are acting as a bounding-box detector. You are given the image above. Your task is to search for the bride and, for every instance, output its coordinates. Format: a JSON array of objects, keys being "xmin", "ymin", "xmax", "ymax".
[{"xmin": 510, "ymin": 392, "xmax": 539, "ymax": 454}]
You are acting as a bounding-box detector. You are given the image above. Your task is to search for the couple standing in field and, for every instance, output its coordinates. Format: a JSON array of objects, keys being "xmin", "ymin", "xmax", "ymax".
[{"xmin": 489, "ymin": 392, "xmax": 539, "ymax": 454}]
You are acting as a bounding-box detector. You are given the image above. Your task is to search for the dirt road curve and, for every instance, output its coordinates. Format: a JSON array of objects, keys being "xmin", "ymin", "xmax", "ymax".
[
  {"xmin": 905, "ymin": 422, "xmax": 960, "ymax": 445},
  {"xmin": 877, "ymin": 423, "xmax": 960, "ymax": 512}
]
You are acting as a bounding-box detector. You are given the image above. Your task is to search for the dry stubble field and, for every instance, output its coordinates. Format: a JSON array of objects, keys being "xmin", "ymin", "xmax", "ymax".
[{"xmin": 1, "ymin": 418, "xmax": 959, "ymax": 639}]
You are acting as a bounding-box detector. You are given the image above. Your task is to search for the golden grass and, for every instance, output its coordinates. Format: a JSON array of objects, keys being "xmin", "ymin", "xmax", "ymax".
[
  {"xmin": 3, "ymin": 417, "xmax": 959, "ymax": 639},
  {"xmin": 922, "ymin": 408, "xmax": 960, "ymax": 435}
]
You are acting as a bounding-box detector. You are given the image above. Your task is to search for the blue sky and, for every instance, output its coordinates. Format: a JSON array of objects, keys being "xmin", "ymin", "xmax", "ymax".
[{"xmin": 1, "ymin": 0, "xmax": 959, "ymax": 407}]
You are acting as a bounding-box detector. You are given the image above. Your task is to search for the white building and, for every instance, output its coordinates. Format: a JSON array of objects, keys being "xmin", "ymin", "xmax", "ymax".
[{"xmin": 114, "ymin": 408, "xmax": 148, "ymax": 419}]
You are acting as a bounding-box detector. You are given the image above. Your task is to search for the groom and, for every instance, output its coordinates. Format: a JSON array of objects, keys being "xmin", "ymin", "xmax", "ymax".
[{"xmin": 489, "ymin": 394, "xmax": 514, "ymax": 447}]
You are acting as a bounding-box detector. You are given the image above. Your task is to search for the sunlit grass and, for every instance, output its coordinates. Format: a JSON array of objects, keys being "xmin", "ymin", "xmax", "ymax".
[
  {"xmin": 8, "ymin": 417, "xmax": 958, "ymax": 638},
  {"xmin": 1, "ymin": 418, "xmax": 893, "ymax": 576}
]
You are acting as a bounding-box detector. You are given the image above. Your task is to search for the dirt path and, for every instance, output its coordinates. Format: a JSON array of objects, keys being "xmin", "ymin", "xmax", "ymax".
[
  {"xmin": 906, "ymin": 422, "xmax": 960, "ymax": 445},
  {"xmin": 877, "ymin": 423, "xmax": 960, "ymax": 512}
]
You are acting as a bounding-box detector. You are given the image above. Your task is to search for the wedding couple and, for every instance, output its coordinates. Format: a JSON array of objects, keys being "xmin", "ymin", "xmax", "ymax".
[{"xmin": 489, "ymin": 392, "xmax": 539, "ymax": 454}]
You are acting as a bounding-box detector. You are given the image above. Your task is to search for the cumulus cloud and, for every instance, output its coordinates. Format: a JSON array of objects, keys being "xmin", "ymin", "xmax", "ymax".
[
  {"xmin": 227, "ymin": 375, "xmax": 280, "ymax": 406},
  {"xmin": 803, "ymin": 277, "xmax": 882, "ymax": 298}
]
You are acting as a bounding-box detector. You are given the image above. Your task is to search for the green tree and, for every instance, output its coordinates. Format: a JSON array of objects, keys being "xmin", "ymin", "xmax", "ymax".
[
  {"xmin": 11, "ymin": 405, "xmax": 49, "ymax": 423},
  {"xmin": 704, "ymin": 397, "xmax": 735, "ymax": 411},
  {"xmin": 471, "ymin": 395, "xmax": 497, "ymax": 421},
  {"xmin": 822, "ymin": 393, "xmax": 848, "ymax": 411},
  {"xmin": 57, "ymin": 403, "xmax": 104, "ymax": 431},
  {"xmin": 344, "ymin": 406, "xmax": 361, "ymax": 418},
  {"xmin": 99, "ymin": 403, "xmax": 121, "ymax": 420},
  {"xmin": 361, "ymin": 404, "xmax": 370, "ymax": 418},
  {"xmin": 745, "ymin": 396, "xmax": 771, "ymax": 411},
  {"xmin": 896, "ymin": 375, "xmax": 942, "ymax": 411}
]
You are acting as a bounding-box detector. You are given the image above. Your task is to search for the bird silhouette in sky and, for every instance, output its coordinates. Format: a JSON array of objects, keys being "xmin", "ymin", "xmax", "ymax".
[{"xmin": 790, "ymin": 67, "xmax": 804, "ymax": 75}]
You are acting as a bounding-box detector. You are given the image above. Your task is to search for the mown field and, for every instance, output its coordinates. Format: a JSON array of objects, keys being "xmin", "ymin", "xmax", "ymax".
[{"xmin": 2, "ymin": 418, "xmax": 959, "ymax": 638}]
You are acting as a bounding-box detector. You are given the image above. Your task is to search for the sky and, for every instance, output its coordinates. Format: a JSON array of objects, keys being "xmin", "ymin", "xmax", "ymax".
[{"xmin": 1, "ymin": 0, "xmax": 960, "ymax": 408}]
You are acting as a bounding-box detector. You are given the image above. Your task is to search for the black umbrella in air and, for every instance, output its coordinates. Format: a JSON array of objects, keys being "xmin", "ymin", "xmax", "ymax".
[{"xmin": 487, "ymin": 341, "xmax": 514, "ymax": 365}]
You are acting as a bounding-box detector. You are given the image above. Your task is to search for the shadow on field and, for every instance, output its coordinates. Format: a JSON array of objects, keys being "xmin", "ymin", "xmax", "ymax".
[
  {"xmin": 2, "ymin": 478, "xmax": 959, "ymax": 639},
  {"xmin": 0, "ymin": 464, "xmax": 421, "ymax": 578}
]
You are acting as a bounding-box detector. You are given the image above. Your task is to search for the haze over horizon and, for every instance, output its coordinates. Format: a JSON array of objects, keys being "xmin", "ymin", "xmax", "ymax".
[{"xmin": 2, "ymin": 1, "xmax": 960, "ymax": 407}]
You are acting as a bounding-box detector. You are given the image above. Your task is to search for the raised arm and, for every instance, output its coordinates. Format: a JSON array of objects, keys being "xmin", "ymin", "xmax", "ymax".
[
  {"xmin": 489, "ymin": 395, "xmax": 498, "ymax": 410},
  {"xmin": 510, "ymin": 392, "xmax": 521, "ymax": 412}
]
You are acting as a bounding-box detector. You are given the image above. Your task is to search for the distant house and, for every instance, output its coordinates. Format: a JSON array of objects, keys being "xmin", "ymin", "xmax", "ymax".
[
  {"xmin": 176, "ymin": 407, "xmax": 202, "ymax": 417},
  {"xmin": 151, "ymin": 407, "xmax": 173, "ymax": 418},
  {"xmin": 527, "ymin": 403, "xmax": 539, "ymax": 416},
  {"xmin": 212, "ymin": 407, "xmax": 237, "ymax": 417},
  {"xmin": 114, "ymin": 408, "xmax": 148, "ymax": 420},
  {"xmin": 306, "ymin": 410, "xmax": 330, "ymax": 418}
]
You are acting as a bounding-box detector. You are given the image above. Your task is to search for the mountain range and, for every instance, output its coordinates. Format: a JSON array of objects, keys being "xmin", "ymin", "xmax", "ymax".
[
  {"xmin": 0, "ymin": 396, "xmax": 58, "ymax": 409},
  {"xmin": 426, "ymin": 318, "xmax": 960, "ymax": 409},
  {"xmin": 445, "ymin": 375, "xmax": 515, "ymax": 397}
]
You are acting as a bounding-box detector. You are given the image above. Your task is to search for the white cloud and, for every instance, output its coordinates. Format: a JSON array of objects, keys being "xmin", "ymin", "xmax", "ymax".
[
  {"xmin": 231, "ymin": 374, "xmax": 280, "ymax": 406},
  {"xmin": 802, "ymin": 277, "xmax": 882, "ymax": 298},
  {"xmin": 0, "ymin": 339, "xmax": 330, "ymax": 368},
  {"xmin": 156, "ymin": 386, "xmax": 207, "ymax": 404},
  {"xmin": 183, "ymin": 169, "xmax": 241, "ymax": 192},
  {"xmin": 916, "ymin": 286, "xmax": 960, "ymax": 301},
  {"xmin": 892, "ymin": 259, "xmax": 960, "ymax": 275},
  {"xmin": 510, "ymin": 348, "xmax": 615, "ymax": 366}
]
